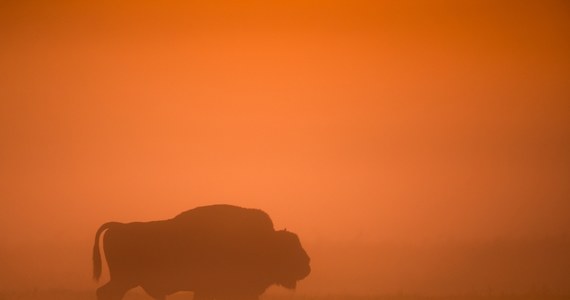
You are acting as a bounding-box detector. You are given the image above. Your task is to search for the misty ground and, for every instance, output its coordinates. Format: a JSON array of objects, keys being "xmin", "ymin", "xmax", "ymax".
[{"xmin": 1, "ymin": 290, "xmax": 569, "ymax": 300}]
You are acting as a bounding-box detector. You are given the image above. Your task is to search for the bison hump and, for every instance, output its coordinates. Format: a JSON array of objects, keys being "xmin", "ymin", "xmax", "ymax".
[{"xmin": 173, "ymin": 204, "xmax": 275, "ymax": 235}]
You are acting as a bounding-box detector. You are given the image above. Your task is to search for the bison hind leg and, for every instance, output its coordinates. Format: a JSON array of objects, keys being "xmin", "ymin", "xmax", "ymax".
[
  {"xmin": 216, "ymin": 293, "xmax": 259, "ymax": 300},
  {"xmin": 96, "ymin": 281, "xmax": 132, "ymax": 300},
  {"xmin": 193, "ymin": 291, "xmax": 214, "ymax": 300},
  {"xmin": 146, "ymin": 291, "xmax": 166, "ymax": 300},
  {"xmin": 140, "ymin": 284, "xmax": 168, "ymax": 300}
]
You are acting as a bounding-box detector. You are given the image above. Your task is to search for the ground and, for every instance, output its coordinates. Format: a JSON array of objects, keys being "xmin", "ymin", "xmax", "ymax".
[{"xmin": 0, "ymin": 290, "xmax": 568, "ymax": 300}]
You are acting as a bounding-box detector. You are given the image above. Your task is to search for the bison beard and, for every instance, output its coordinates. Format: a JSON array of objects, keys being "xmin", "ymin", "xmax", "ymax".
[{"xmin": 92, "ymin": 204, "xmax": 311, "ymax": 300}]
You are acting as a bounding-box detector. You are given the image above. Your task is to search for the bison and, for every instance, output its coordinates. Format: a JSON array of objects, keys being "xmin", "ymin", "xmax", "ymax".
[{"xmin": 93, "ymin": 204, "xmax": 311, "ymax": 300}]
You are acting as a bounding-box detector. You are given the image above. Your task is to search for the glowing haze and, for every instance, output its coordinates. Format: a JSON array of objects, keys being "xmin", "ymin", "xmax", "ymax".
[{"xmin": 1, "ymin": 0, "xmax": 569, "ymax": 296}]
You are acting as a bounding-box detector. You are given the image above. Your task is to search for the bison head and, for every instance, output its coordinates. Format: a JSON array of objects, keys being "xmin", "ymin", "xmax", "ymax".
[{"xmin": 270, "ymin": 230, "xmax": 311, "ymax": 289}]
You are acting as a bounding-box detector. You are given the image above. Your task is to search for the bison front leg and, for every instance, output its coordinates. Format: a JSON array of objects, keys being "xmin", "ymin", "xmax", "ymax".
[{"xmin": 96, "ymin": 281, "xmax": 131, "ymax": 300}]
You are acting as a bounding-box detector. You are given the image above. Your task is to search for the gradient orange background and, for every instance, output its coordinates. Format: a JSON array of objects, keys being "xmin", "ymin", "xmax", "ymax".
[{"xmin": 1, "ymin": 0, "xmax": 569, "ymax": 296}]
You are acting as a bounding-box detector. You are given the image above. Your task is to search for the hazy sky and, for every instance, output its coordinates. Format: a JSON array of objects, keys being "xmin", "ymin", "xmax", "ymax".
[{"xmin": 1, "ymin": 0, "xmax": 569, "ymax": 295}]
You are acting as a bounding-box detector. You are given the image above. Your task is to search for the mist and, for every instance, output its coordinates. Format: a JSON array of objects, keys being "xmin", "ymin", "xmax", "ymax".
[{"xmin": 1, "ymin": 0, "xmax": 569, "ymax": 298}]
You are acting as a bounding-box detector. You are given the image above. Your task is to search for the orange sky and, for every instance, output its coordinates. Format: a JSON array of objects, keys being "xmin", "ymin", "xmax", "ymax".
[{"xmin": 1, "ymin": 0, "xmax": 569, "ymax": 295}]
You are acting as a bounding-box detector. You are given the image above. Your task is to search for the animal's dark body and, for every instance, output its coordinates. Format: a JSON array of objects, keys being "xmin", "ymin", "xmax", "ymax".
[{"xmin": 92, "ymin": 204, "xmax": 311, "ymax": 300}]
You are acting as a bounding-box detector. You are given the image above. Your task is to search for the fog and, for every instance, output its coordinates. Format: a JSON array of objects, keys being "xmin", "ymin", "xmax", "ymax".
[{"xmin": 1, "ymin": 0, "xmax": 569, "ymax": 297}]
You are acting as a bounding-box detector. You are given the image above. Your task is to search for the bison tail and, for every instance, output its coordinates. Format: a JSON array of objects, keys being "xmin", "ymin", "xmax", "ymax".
[{"xmin": 92, "ymin": 222, "xmax": 121, "ymax": 281}]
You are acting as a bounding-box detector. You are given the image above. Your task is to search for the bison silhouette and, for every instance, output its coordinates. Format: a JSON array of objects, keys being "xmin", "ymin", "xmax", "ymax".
[{"xmin": 93, "ymin": 204, "xmax": 311, "ymax": 300}]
